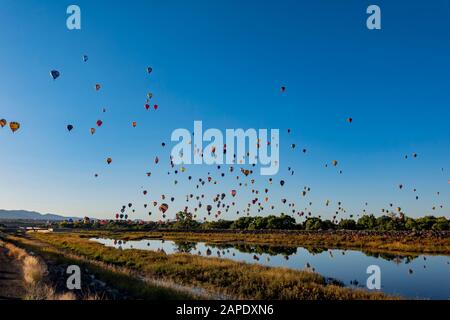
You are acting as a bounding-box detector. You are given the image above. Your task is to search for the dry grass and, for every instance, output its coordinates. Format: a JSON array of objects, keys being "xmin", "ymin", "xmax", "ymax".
[
  {"xmin": 23, "ymin": 255, "xmax": 47, "ymax": 285},
  {"xmin": 2, "ymin": 240, "xmax": 79, "ymax": 300},
  {"xmin": 6, "ymin": 235, "xmax": 198, "ymax": 300}
]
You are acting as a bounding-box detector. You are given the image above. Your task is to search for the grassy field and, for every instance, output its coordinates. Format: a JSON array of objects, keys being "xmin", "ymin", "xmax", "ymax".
[
  {"xmin": 73, "ymin": 229, "xmax": 450, "ymax": 256},
  {"xmin": 5, "ymin": 231, "xmax": 397, "ymax": 300}
]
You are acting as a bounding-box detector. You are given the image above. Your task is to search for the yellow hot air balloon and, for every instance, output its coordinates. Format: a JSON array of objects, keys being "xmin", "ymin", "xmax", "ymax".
[{"xmin": 9, "ymin": 122, "xmax": 20, "ymax": 133}]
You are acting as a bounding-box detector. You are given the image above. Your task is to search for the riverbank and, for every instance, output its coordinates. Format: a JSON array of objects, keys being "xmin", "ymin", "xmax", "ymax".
[
  {"xmin": 72, "ymin": 229, "xmax": 450, "ymax": 256},
  {"xmin": 4, "ymin": 232, "xmax": 395, "ymax": 300}
]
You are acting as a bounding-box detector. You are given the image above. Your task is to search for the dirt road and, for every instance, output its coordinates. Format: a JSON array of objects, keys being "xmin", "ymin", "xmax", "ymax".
[{"xmin": 0, "ymin": 246, "xmax": 25, "ymax": 300}]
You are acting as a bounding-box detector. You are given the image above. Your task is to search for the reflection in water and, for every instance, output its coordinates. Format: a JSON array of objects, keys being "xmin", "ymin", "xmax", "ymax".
[{"xmin": 92, "ymin": 238, "xmax": 450, "ymax": 300}]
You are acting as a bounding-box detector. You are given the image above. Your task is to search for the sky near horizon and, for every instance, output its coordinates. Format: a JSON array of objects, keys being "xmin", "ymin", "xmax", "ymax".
[{"xmin": 0, "ymin": 0, "xmax": 449, "ymax": 220}]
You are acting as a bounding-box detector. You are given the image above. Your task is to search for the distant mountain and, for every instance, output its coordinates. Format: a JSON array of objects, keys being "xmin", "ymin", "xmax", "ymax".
[{"xmin": 0, "ymin": 209, "xmax": 80, "ymax": 221}]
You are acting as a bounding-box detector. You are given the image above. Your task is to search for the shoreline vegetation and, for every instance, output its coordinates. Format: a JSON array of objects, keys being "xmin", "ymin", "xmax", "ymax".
[
  {"xmin": 54, "ymin": 213, "xmax": 450, "ymax": 256},
  {"xmin": 81, "ymin": 229, "xmax": 450, "ymax": 256},
  {"xmin": 2, "ymin": 231, "xmax": 397, "ymax": 300}
]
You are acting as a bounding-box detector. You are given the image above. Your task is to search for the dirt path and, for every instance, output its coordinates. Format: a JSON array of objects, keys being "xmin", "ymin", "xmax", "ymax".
[{"xmin": 0, "ymin": 246, "xmax": 26, "ymax": 300}]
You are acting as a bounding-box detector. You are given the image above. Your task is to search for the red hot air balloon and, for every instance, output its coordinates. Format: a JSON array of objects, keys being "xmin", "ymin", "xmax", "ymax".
[
  {"xmin": 96, "ymin": 120, "xmax": 103, "ymax": 127},
  {"xmin": 159, "ymin": 203, "xmax": 168, "ymax": 214}
]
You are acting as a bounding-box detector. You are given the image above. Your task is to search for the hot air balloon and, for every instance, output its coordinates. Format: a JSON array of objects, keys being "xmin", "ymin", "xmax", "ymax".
[
  {"xmin": 132, "ymin": 121, "xmax": 137, "ymax": 128},
  {"xmin": 231, "ymin": 190, "xmax": 237, "ymax": 197},
  {"xmin": 9, "ymin": 122, "xmax": 20, "ymax": 133},
  {"xmin": 153, "ymin": 104, "xmax": 158, "ymax": 110},
  {"xmin": 95, "ymin": 84, "xmax": 101, "ymax": 91},
  {"xmin": 0, "ymin": 119, "xmax": 6, "ymax": 128},
  {"xmin": 280, "ymin": 180, "xmax": 285, "ymax": 186},
  {"xmin": 67, "ymin": 124, "xmax": 74, "ymax": 132},
  {"xmin": 155, "ymin": 156, "xmax": 159, "ymax": 164},
  {"xmin": 332, "ymin": 160, "xmax": 338, "ymax": 167},
  {"xmin": 90, "ymin": 128, "xmax": 95, "ymax": 135},
  {"xmin": 96, "ymin": 120, "xmax": 103, "ymax": 127},
  {"xmin": 106, "ymin": 157, "xmax": 112, "ymax": 165},
  {"xmin": 145, "ymin": 104, "xmax": 150, "ymax": 110},
  {"xmin": 159, "ymin": 203, "xmax": 168, "ymax": 214},
  {"xmin": 147, "ymin": 67, "xmax": 152, "ymax": 74},
  {"xmin": 50, "ymin": 70, "xmax": 60, "ymax": 80},
  {"xmin": 280, "ymin": 86, "xmax": 286, "ymax": 92},
  {"xmin": 147, "ymin": 92, "xmax": 153, "ymax": 100},
  {"xmin": 347, "ymin": 117, "xmax": 353, "ymax": 123},
  {"xmin": 83, "ymin": 55, "xmax": 88, "ymax": 62}
]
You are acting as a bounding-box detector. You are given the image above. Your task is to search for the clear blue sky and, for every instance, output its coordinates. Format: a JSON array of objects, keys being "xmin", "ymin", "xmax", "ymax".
[{"xmin": 1, "ymin": 0, "xmax": 449, "ymax": 220}]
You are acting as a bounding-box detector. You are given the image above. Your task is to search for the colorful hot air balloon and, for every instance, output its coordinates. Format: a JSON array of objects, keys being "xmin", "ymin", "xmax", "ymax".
[
  {"xmin": 9, "ymin": 122, "xmax": 20, "ymax": 133},
  {"xmin": 0, "ymin": 119, "xmax": 7, "ymax": 128},
  {"xmin": 106, "ymin": 157, "xmax": 112, "ymax": 165},
  {"xmin": 95, "ymin": 84, "xmax": 101, "ymax": 91},
  {"xmin": 159, "ymin": 203, "xmax": 168, "ymax": 214},
  {"xmin": 132, "ymin": 121, "xmax": 137, "ymax": 128},
  {"xmin": 96, "ymin": 120, "xmax": 103, "ymax": 127},
  {"xmin": 50, "ymin": 70, "xmax": 60, "ymax": 80},
  {"xmin": 332, "ymin": 160, "xmax": 338, "ymax": 167},
  {"xmin": 147, "ymin": 92, "xmax": 153, "ymax": 100},
  {"xmin": 90, "ymin": 128, "xmax": 95, "ymax": 135},
  {"xmin": 67, "ymin": 124, "xmax": 74, "ymax": 132}
]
